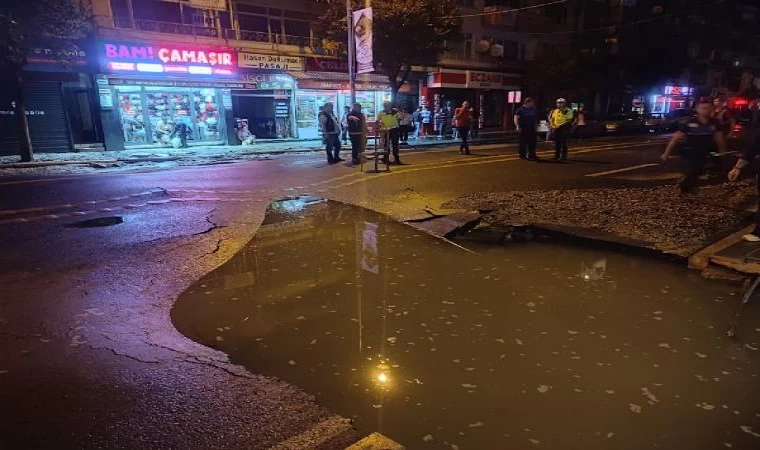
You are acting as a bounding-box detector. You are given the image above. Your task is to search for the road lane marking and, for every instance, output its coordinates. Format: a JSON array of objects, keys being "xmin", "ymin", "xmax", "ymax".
[
  {"xmin": 585, "ymin": 163, "xmax": 660, "ymax": 177},
  {"xmin": 0, "ymin": 188, "xmax": 164, "ymax": 217},
  {"xmin": 338, "ymin": 141, "xmax": 659, "ymax": 187},
  {"xmin": 306, "ymin": 140, "xmax": 666, "ymax": 188}
]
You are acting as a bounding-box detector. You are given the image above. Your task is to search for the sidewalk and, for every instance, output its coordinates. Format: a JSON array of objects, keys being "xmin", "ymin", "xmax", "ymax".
[{"xmin": 0, "ymin": 130, "xmax": 515, "ymax": 177}]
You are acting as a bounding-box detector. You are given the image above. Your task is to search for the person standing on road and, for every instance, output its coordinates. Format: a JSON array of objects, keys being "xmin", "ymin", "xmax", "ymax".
[
  {"xmin": 341, "ymin": 105, "xmax": 351, "ymax": 145},
  {"xmin": 412, "ymin": 107, "xmax": 422, "ymax": 139},
  {"xmin": 376, "ymin": 101, "xmax": 402, "ymax": 165},
  {"xmin": 454, "ymin": 100, "xmax": 473, "ymax": 155},
  {"xmin": 549, "ymin": 98, "xmax": 575, "ymax": 161},
  {"xmin": 728, "ymin": 133, "xmax": 760, "ymax": 241},
  {"xmin": 319, "ymin": 102, "xmax": 343, "ymax": 164},
  {"xmin": 514, "ymin": 97, "xmax": 538, "ymax": 160},
  {"xmin": 420, "ymin": 105, "xmax": 432, "ymax": 138},
  {"xmin": 661, "ymin": 100, "xmax": 726, "ymax": 194},
  {"xmin": 346, "ymin": 102, "xmax": 367, "ymax": 166},
  {"xmin": 398, "ymin": 107, "xmax": 412, "ymax": 145}
]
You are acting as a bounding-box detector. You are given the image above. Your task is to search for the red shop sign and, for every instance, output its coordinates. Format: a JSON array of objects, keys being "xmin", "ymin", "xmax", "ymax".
[
  {"xmin": 305, "ymin": 57, "xmax": 349, "ymax": 72},
  {"xmin": 100, "ymin": 41, "xmax": 237, "ymax": 77}
]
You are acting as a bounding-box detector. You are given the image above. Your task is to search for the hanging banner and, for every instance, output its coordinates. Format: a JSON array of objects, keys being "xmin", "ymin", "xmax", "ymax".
[{"xmin": 352, "ymin": 7, "xmax": 374, "ymax": 74}]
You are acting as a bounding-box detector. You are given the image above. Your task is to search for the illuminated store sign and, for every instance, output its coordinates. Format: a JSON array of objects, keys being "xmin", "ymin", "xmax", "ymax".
[
  {"xmin": 100, "ymin": 42, "xmax": 237, "ymax": 76},
  {"xmin": 663, "ymin": 85, "xmax": 693, "ymax": 96}
]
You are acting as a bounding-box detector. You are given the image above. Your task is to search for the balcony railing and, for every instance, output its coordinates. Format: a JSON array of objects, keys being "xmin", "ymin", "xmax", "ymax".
[
  {"xmin": 113, "ymin": 17, "xmax": 330, "ymax": 51},
  {"xmin": 133, "ymin": 18, "xmax": 221, "ymax": 38}
]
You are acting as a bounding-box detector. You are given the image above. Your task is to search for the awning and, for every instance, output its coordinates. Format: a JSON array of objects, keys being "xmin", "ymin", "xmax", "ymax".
[{"xmin": 291, "ymin": 71, "xmax": 390, "ymax": 91}]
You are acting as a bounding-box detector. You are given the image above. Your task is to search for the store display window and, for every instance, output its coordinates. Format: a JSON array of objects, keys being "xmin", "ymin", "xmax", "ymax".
[{"xmin": 114, "ymin": 85, "xmax": 224, "ymax": 147}]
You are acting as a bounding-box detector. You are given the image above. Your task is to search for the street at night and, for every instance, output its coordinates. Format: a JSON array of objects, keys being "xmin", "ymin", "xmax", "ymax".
[
  {"xmin": 2, "ymin": 135, "xmax": 760, "ymax": 448},
  {"xmin": 3, "ymin": 0, "xmax": 760, "ymax": 449}
]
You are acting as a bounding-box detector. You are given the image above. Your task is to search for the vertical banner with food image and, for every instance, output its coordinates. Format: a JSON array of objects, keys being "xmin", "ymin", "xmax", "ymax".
[{"xmin": 352, "ymin": 7, "xmax": 374, "ymax": 74}]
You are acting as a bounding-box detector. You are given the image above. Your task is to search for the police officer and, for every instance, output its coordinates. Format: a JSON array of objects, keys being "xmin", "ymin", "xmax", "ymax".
[{"xmin": 661, "ymin": 100, "xmax": 727, "ymax": 194}]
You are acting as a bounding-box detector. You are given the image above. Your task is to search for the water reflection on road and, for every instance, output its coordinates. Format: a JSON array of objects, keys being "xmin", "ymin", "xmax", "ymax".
[{"xmin": 172, "ymin": 199, "xmax": 760, "ymax": 449}]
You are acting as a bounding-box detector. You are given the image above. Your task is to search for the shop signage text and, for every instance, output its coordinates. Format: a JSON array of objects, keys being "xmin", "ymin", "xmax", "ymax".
[
  {"xmin": 108, "ymin": 77, "xmax": 253, "ymax": 89},
  {"xmin": 240, "ymin": 74, "xmax": 295, "ymax": 90},
  {"xmin": 239, "ymin": 53, "xmax": 304, "ymax": 71},
  {"xmin": 305, "ymin": 57, "xmax": 349, "ymax": 72},
  {"xmin": 297, "ymin": 79, "xmax": 389, "ymax": 91},
  {"xmin": 663, "ymin": 85, "xmax": 693, "ymax": 96},
  {"xmin": 100, "ymin": 42, "xmax": 237, "ymax": 76},
  {"xmin": 466, "ymin": 71, "xmax": 503, "ymax": 89}
]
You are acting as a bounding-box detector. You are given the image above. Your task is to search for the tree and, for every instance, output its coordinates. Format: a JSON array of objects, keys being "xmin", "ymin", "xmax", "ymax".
[
  {"xmin": 0, "ymin": 0, "xmax": 90, "ymax": 162},
  {"xmin": 316, "ymin": 0, "xmax": 462, "ymax": 101}
]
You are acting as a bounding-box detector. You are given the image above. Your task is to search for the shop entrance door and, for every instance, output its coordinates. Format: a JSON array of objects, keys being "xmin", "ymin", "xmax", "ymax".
[{"xmin": 296, "ymin": 90, "xmax": 336, "ymax": 139}]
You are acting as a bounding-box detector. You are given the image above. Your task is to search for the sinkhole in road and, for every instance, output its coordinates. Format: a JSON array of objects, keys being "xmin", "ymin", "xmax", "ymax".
[{"xmin": 172, "ymin": 200, "xmax": 760, "ymax": 450}]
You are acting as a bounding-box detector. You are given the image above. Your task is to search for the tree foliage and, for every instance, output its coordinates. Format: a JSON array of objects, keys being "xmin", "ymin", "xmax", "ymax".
[
  {"xmin": 0, "ymin": 0, "xmax": 91, "ymax": 161},
  {"xmin": 316, "ymin": 0, "xmax": 462, "ymax": 98}
]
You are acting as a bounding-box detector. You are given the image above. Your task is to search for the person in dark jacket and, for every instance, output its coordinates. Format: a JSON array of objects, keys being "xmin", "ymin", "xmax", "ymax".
[
  {"xmin": 319, "ymin": 102, "xmax": 343, "ymax": 164},
  {"xmin": 728, "ymin": 133, "xmax": 760, "ymax": 241},
  {"xmin": 346, "ymin": 102, "xmax": 367, "ymax": 165},
  {"xmin": 661, "ymin": 100, "xmax": 726, "ymax": 194},
  {"xmin": 514, "ymin": 97, "xmax": 538, "ymax": 160}
]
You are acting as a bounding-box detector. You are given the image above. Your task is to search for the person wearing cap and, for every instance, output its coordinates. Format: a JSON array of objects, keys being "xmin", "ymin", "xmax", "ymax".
[
  {"xmin": 376, "ymin": 101, "xmax": 402, "ymax": 164},
  {"xmin": 549, "ymin": 98, "xmax": 576, "ymax": 161}
]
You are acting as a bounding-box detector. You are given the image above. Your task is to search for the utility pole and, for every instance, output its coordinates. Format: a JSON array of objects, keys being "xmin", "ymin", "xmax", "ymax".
[{"xmin": 347, "ymin": 0, "xmax": 356, "ymax": 106}]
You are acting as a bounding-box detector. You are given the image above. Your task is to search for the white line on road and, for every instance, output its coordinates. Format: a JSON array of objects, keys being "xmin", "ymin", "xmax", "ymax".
[{"xmin": 585, "ymin": 163, "xmax": 660, "ymax": 178}]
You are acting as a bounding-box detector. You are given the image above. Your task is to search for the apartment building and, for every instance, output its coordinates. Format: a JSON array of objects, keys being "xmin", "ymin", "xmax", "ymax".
[{"xmin": 1, "ymin": 0, "xmax": 580, "ymax": 155}]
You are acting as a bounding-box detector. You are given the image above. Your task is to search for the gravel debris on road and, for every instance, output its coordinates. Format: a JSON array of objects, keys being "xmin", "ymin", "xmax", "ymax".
[{"xmin": 445, "ymin": 182, "xmax": 757, "ymax": 256}]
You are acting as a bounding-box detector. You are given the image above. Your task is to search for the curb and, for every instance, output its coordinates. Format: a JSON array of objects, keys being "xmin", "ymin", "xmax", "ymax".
[{"xmin": 0, "ymin": 138, "xmax": 509, "ymax": 170}]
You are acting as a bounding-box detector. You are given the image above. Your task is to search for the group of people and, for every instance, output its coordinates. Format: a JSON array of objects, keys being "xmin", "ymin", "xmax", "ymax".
[
  {"xmin": 319, "ymin": 100, "xmax": 482, "ymax": 165},
  {"xmin": 512, "ymin": 97, "xmax": 578, "ymax": 161}
]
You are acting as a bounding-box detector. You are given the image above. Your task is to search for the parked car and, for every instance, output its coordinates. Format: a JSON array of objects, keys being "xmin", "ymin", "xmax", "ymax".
[
  {"xmin": 661, "ymin": 108, "xmax": 693, "ymax": 131},
  {"xmin": 601, "ymin": 113, "xmax": 645, "ymax": 134},
  {"xmin": 643, "ymin": 113, "xmax": 666, "ymax": 133}
]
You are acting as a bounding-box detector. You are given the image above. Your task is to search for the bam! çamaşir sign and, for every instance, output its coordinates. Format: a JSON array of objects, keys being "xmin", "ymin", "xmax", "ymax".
[
  {"xmin": 100, "ymin": 41, "xmax": 237, "ymax": 76},
  {"xmin": 239, "ymin": 53, "xmax": 304, "ymax": 71}
]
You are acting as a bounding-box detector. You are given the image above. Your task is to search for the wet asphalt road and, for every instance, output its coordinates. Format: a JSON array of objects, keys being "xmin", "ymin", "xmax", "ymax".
[{"xmin": 1, "ymin": 134, "xmax": 757, "ymax": 449}]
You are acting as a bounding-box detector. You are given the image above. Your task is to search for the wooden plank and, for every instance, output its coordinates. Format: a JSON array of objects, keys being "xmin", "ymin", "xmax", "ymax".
[
  {"xmin": 688, "ymin": 225, "xmax": 754, "ymax": 270},
  {"xmin": 709, "ymin": 255, "xmax": 760, "ymax": 275}
]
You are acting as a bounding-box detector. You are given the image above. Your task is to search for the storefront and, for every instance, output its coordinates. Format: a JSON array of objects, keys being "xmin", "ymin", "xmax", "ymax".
[
  {"xmin": 0, "ymin": 40, "xmax": 100, "ymax": 156},
  {"xmin": 236, "ymin": 53, "xmax": 301, "ymax": 139},
  {"xmin": 649, "ymin": 85, "xmax": 694, "ymax": 115},
  {"xmin": 97, "ymin": 41, "xmax": 240, "ymax": 150},
  {"xmin": 425, "ymin": 68, "xmax": 520, "ymax": 129},
  {"xmin": 293, "ymin": 57, "xmax": 391, "ymax": 139}
]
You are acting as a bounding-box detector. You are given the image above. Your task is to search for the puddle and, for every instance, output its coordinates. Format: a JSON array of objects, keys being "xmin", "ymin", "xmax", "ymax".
[{"xmin": 172, "ymin": 200, "xmax": 760, "ymax": 449}]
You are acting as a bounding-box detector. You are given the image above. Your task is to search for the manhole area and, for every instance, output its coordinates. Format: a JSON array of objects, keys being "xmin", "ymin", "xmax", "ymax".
[{"xmin": 66, "ymin": 216, "xmax": 124, "ymax": 228}]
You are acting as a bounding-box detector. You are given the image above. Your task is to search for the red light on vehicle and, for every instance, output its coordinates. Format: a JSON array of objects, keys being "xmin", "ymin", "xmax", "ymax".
[{"xmin": 733, "ymin": 99, "xmax": 749, "ymax": 106}]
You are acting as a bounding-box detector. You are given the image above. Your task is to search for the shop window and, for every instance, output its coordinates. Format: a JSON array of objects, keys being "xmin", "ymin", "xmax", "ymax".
[
  {"xmin": 117, "ymin": 86, "xmax": 223, "ymax": 147},
  {"xmin": 284, "ymin": 19, "xmax": 310, "ymax": 37},
  {"xmin": 270, "ymin": 19, "xmax": 283, "ymax": 36},
  {"xmin": 238, "ymin": 14, "xmax": 268, "ymax": 32},
  {"xmin": 117, "ymin": 87, "xmax": 146, "ymax": 145},
  {"xmin": 236, "ymin": 4, "xmax": 267, "ymax": 15},
  {"xmin": 502, "ymin": 40, "xmax": 518, "ymax": 60},
  {"xmin": 283, "ymin": 10, "xmax": 311, "ymax": 20},
  {"xmin": 110, "ymin": 0, "xmax": 130, "ymax": 18},
  {"xmin": 132, "ymin": 0, "xmax": 181, "ymax": 23}
]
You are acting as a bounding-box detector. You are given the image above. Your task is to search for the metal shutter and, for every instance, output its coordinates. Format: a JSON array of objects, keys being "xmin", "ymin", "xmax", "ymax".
[{"xmin": 0, "ymin": 81, "xmax": 72, "ymax": 156}]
